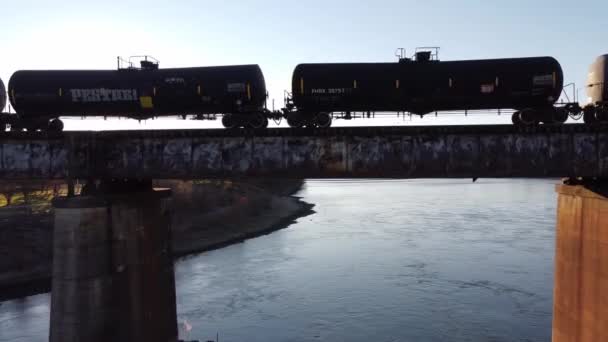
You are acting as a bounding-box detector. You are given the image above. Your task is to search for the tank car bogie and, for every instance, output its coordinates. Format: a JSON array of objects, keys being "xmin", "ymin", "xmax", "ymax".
[
  {"xmin": 510, "ymin": 106, "xmax": 568, "ymax": 126},
  {"xmin": 220, "ymin": 111, "xmax": 269, "ymax": 129},
  {"xmin": 284, "ymin": 110, "xmax": 334, "ymax": 128}
]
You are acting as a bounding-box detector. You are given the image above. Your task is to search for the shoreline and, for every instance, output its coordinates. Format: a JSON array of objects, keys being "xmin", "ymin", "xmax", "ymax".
[
  {"xmin": 0, "ymin": 181, "xmax": 314, "ymax": 301},
  {"xmin": 173, "ymin": 197, "xmax": 315, "ymax": 258}
]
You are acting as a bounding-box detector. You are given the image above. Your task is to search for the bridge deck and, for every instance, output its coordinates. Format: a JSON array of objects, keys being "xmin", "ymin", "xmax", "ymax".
[{"xmin": 1, "ymin": 124, "xmax": 606, "ymax": 179}]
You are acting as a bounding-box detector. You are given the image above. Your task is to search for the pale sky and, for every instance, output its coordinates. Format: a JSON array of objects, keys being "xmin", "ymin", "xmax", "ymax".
[{"xmin": 1, "ymin": 0, "xmax": 606, "ymax": 129}]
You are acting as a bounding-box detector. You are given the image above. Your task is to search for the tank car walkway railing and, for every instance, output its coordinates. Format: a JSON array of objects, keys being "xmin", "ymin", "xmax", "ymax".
[{"xmin": 0, "ymin": 124, "xmax": 606, "ymax": 180}]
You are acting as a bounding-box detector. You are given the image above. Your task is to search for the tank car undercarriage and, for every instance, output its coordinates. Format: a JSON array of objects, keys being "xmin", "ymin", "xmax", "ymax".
[
  {"xmin": 581, "ymin": 102, "xmax": 608, "ymax": 124},
  {"xmin": 283, "ymin": 111, "xmax": 333, "ymax": 128},
  {"xmin": 281, "ymin": 104, "xmax": 608, "ymax": 128},
  {"xmin": 2, "ymin": 104, "xmax": 608, "ymax": 132},
  {"xmin": 510, "ymin": 106, "xmax": 569, "ymax": 126},
  {"xmin": 0, "ymin": 115, "xmax": 64, "ymax": 132},
  {"xmin": 221, "ymin": 112, "xmax": 270, "ymax": 129},
  {"xmin": 511, "ymin": 102, "xmax": 608, "ymax": 126}
]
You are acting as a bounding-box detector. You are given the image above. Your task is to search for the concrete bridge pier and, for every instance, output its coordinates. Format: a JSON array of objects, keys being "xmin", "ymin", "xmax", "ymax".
[
  {"xmin": 50, "ymin": 181, "xmax": 178, "ymax": 342},
  {"xmin": 553, "ymin": 182, "xmax": 608, "ymax": 341}
]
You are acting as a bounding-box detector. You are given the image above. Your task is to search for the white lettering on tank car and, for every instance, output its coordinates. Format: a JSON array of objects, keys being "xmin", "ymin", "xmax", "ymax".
[
  {"xmin": 165, "ymin": 77, "xmax": 185, "ymax": 84},
  {"xmin": 113, "ymin": 89, "xmax": 123, "ymax": 101},
  {"xmin": 70, "ymin": 89, "xmax": 82, "ymax": 102},
  {"xmin": 480, "ymin": 84, "xmax": 495, "ymax": 94},
  {"xmin": 91, "ymin": 89, "xmax": 101, "ymax": 102},
  {"xmin": 311, "ymin": 88, "xmax": 349, "ymax": 95},
  {"xmin": 227, "ymin": 83, "xmax": 246, "ymax": 92},
  {"xmin": 99, "ymin": 88, "xmax": 110, "ymax": 101},
  {"xmin": 533, "ymin": 74, "xmax": 553, "ymax": 86},
  {"xmin": 70, "ymin": 88, "xmax": 138, "ymax": 103}
]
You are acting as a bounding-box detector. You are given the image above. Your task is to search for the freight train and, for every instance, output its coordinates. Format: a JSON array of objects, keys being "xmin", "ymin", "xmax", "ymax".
[{"xmin": 0, "ymin": 50, "xmax": 606, "ymax": 131}]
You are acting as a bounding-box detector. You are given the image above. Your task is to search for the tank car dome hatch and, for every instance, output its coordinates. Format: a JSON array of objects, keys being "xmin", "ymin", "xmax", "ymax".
[
  {"xmin": 0, "ymin": 78, "xmax": 6, "ymax": 112},
  {"xmin": 414, "ymin": 47, "xmax": 440, "ymax": 62},
  {"xmin": 415, "ymin": 51, "xmax": 432, "ymax": 62},
  {"xmin": 117, "ymin": 55, "xmax": 159, "ymax": 71},
  {"xmin": 586, "ymin": 54, "xmax": 608, "ymax": 104},
  {"xmin": 140, "ymin": 59, "xmax": 159, "ymax": 70}
]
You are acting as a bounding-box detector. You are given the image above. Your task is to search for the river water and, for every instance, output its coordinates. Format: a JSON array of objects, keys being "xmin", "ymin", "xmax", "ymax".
[{"xmin": 0, "ymin": 179, "xmax": 557, "ymax": 342}]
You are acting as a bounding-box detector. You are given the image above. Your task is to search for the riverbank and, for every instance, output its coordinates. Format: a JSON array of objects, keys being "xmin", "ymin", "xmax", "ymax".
[
  {"xmin": 162, "ymin": 179, "xmax": 315, "ymax": 257},
  {"xmin": 0, "ymin": 179, "xmax": 314, "ymax": 300}
]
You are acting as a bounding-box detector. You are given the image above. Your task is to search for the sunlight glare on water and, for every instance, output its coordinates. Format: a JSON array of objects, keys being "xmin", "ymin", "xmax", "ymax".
[{"xmin": 174, "ymin": 179, "xmax": 556, "ymax": 342}]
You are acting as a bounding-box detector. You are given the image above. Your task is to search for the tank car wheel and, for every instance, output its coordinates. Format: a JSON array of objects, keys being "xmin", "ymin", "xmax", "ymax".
[
  {"xmin": 286, "ymin": 114, "xmax": 304, "ymax": 128},
  {"xmin": 247, "ymin": 113, "xmax": 267, "ymax": 129},
  {"xmin": 48, "ymin": 119, "xmax": 64, "ymax": 132},
  {"xmin": 595, "ymin": 105, "xmax": 608, "ymax": 123},
  {"xmin": 518, "ymin": 109, "xmax": 538, "ymax": 126},
  {"xmin": 10, "ymin": 124, "xmax": 23, "ymax": 132},
  {"xmin": 551, "ymin": 108, "xmax": 568, "ymax": 124},
  {"xmin": 315, "ymin": 112, "xmax": 332, "ymax": 128},
  {"xmin": 287, "ymin": 118, "xmax": 303, "ymax": 128},
  {"xmin": 583, "ymin": 108, "xmax": 597, "ymax": 125},
  {"xmin": 222, "ymin": 114, "xmax": 238, "ymax": 129},
  {"xmin": 511, "ymin": 112, "xmax": 522, "ymax": 125}
]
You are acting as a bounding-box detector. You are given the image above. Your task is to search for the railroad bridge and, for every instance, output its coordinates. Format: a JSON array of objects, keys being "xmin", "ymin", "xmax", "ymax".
[
  {"xmin": 0, "ymin": 124, "xmax": 606, "ymax": 180},
  {"xmin": 1, "ymin": 124, "xmax": 606, "ymax": 342}
]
